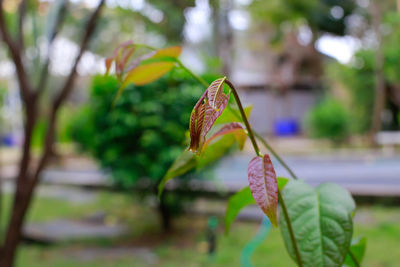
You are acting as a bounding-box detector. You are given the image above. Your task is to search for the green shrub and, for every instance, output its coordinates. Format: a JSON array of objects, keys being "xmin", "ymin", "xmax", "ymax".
[
  {"xmin": 70, "ymin": 70, "xmax": 214, "ymax": 188},
  {"xmin": 306, "ymin": 98, "xmax": 350, "ymax": 142}
]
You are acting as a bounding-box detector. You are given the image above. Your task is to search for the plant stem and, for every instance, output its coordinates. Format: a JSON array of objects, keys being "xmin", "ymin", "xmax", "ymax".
[
  {"xmin": 225, "ymin": 104, "xmax": 298, "ymax": 180},
  {"xmin": 254, "ymin": 132, "xmax": 298, "ymax": 180},
  {"xmin": 349, "ymin": 250, "xmax": 360, "ymax": 267},
  {"xmin": 225, "ymin": 80, "xmax": 261, "ymax": 157},
  {"xmin": 175, "ymin": 59, "xmax": 209, "ymax": 88},
  {"xmin": 278, "ymin": 191, "xmax": 303, "ymax": 267}
]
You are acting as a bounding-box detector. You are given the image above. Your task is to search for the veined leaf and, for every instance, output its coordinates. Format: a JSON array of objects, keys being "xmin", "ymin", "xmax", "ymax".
[
  {"xmin": 105, "ymin": 40, "xmax": 135, "ymax": 77},
  {"xmin": 189, "ymin": 92, "xmax": 207, "ymax": 153},
  {"xmin": 196, "ymin": 134, "xmax": 236, "ymax": 170},
  {"xmin": 343, "ymin": 237, "xmax": 367, "ymax": 267},
  {"xmin": 225, "ymin": 177, "xmax": 289, "ymax": 234},
  {"xmin": 116, "ymin": 45, "xmax": 135, "ymax": 78},
  {"xmin": 207, "ymin": 77, "xmax": 227, "ymax": 109},
  {"xmin": 159, "ymin": 134, "xmax": 240, "ymax": 197},
  {"xmin": 203, "ymin": 122, "xmax": 247, "ymax": 151},
  {"xmin": 158, "ymin": 150, "xmax": 196, "ymax": 198},
  {"xmin": 114, "ymin": 62, "xmax": 175, "ymax": 102},
  {"xmin": 248, "ymin": 154, "xmax": 278, "ymax": 227},
  {"xmin": 202, "ymin": 93, "xmax": 229, "ymax": 139},
  {"xmin": 152, "ymin": 46, "xmax": 182, "ymax": 59},
  {"xmin": 122, "ymin": 62, "xmax": 175, "ymax": 87},
  {"xmin": 279, "ymin": 181, "xmax": 356, "ymax": 267},
  {"xmin": 215, "ymin": 105, "xmax": 253, "ymax": 125},
  {"xmin": 225, "ymin": 187, "xmax": 255, "ymax": 234},
  {"xmin": 188, "ymin": 78, "xmax": 230, "ymax": 153}
]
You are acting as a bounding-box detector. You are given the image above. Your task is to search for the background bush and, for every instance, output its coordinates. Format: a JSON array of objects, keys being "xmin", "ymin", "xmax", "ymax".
[
  {"xmin": 306, "ymin": 98, "xmax": 350, "ymax": 142},
  {"xmin": 70, "ymin": 70, "xmax": 215, "ymax": 188}
]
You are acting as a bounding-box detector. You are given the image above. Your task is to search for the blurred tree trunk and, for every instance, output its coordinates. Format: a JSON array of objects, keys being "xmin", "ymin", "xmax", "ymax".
[
  {"xmin": 211, "ymin": 0, "xmax": 233, "ymax": 76},
  {"xmin": 158, "ymin": 194, "xmax": 171, "ymax": 232},
  {"xmin": 369, "ymin": 1, "xmax": 386, "ymax": 146},
  {"xmin": 0, "ymin": 1, "xmax": 105, "ymax": 265}
]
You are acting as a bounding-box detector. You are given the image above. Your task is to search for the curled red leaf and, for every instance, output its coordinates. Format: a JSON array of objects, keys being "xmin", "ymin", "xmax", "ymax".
[
  {"xmin": 248, "ymin": 154, "xmax": 278, "ymax": 226},
  {"xmin": 202, "ymin": 122, "xmax": 247, "ymax": 151},
  {"xmin": 207, "ymin": 77, "xmax": 227, "ymax": 109},
  {"xmin": 189, "ymin": 92, "xmax": 207, "ymax": 152},
  {"xmin": 188, "ymin": 78, "xmax": 230, "ymax": 153}
]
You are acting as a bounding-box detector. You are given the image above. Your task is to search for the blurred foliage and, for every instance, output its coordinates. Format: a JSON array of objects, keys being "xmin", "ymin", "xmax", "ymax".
[
  {"xmin": 326, "ymin": 50, "xmax": 375, "ymax": 133},
  {"xmin": 326, "ymin": 11, "xmax": 400, "ymax": 133},
  {"xmin": 0, "ymin": 85, "xmax": 6, "ymax": 135},
  {"xmin": 249, "ymin": 0, "xmax": 356, "ymax": 36},
  {"xmin": 306, "ymin": 97, "xmax": 350, "ymax": 141},
  {"xmin": 70, "ymin": 70, "xmax": 217, "ymax": 188}
]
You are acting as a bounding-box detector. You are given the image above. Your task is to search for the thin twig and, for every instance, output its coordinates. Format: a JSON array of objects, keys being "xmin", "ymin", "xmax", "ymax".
[
  {"xmin": 53, "ymin": 0, "xmax": 105, "ymax": 109},
  {"xmin": 36, "ymin": 0, "xmax": 68, "ymax": 95},
  {"xmin": 17, "ymin": 0, "xmax": 27, "ymax": 50},
  {"xmin": 32, "ymin": 0, "xmax": 106, "ymax": 186},
  {"xmin": 225, "ymin": 79, "xmax": 261, "ymax": 157},
  {"xmin": 254, "ymin": 132, "xmax": 298, "ymax": 180},
  {"xmin": 0, "ymin": 0, "xmax": 32, "ymax": 102}
]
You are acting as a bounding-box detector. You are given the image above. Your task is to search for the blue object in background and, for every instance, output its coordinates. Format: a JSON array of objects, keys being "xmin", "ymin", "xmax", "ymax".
[
  {"xmin": 2, "ymin": 134, "xmax": 16, "ymax": 147},
  {"xmin": 274, "ymin": 118, "xmax": 299, "ymax": 136}
]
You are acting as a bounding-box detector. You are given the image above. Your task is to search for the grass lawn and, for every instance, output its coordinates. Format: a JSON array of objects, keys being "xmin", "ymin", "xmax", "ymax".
[{"xmin": 1, "ymin": 189, "xmax": 398, "ymax": 267}]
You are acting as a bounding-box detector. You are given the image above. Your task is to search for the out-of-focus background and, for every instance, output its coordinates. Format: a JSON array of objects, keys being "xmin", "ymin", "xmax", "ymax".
[{"xmin": 0, "ymin": 0, "xmax": 400, "ymax": 266}]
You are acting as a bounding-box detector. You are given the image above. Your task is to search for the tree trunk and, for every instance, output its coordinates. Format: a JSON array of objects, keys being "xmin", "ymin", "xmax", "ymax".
[
  {"xmin": 0, "ymin": 104, "xmax": 37, "ymax": 267},
  {"xmin": 0, "ymin": 185, "xmax": 34, "ymax": 267},
  {"xmin": 369, "ymin": 1, "xmax": 386, "ymax": 146},
  {"xmin": 158, "ymin": 194, "xmax": 171, "ymax": 232}
]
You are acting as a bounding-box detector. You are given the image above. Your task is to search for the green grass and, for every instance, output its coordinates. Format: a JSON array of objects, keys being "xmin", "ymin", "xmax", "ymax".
[{"xmin": 3, "ymin": 190, "xmax": 399, "ymax": 267}]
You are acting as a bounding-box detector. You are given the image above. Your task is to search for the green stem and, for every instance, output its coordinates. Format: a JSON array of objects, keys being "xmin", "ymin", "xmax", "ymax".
[
  {"xmin": 225, "ymin": 104, "xmax": 298, "ymax": 180},
  {"xmin": 349, "ymin": 250, "xmax": 360, "ymax": 267},
  {"xmin": 254, "ymin": 132, "xmax": 298, "ymax": 180},
  {"xmin": 175, "ymin": 59, "xmax": 209, "ymax": 88},
  {"xmin": 225, "ymin": 80, "xmax": 261, "ymax": 157},
  {"xmin": 278, "ymin": 191, "xmax": 303, "ymax": 267}
]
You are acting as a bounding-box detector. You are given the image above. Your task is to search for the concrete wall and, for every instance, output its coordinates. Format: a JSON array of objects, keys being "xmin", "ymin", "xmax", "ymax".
[{"xmin": 239, "ymin": 89, "xmax": 318, "ymax": 134}]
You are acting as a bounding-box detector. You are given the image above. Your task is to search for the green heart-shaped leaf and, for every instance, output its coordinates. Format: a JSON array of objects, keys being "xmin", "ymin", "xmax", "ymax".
[{"xmin": 279, "ymin": 181, "xmax": 355, "ymax": 267}]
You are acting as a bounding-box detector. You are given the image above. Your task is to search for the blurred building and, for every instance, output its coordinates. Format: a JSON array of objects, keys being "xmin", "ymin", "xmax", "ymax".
[{"xmin": 231, "ymin": 29, "xmax": 323, "ymax": 135}]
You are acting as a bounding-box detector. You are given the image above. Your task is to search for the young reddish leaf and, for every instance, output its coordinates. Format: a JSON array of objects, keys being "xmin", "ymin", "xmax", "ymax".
[
  {"xmin": 202, "ymin": 122, "xmax": 247, "ymax": 151},
  {"xmin": 121, "ymin": 61, "xmax": 175, "ymax": 88},
  {"xmin": 207, "ymin": 77, "xmax": 227, "ymax": 109},
  {"xmin": 248, "ymin": 154, "xmax": 278, "ymax": 227},
  {"xmin": 116, "ymin": 45, "xmax": 135, "ymax": 78},
  {"xmin": 189, "ymin": 92, "xmax": 207, "ymax": 153},
  {"xmin": 152, "ymin": 46, "xmax": 182, "ymax": 59},
  {"xmin": 105, "ymin": 57, "xmax": 113, "ymax": 75},
  {"xmin": 188, "ymin": 78, "xmax": 230, "ymax": 153},
  {"xmin": 105, "ymin": 41, "xmax": 135, "ymax": 77},
  {"xmin": 225, "ymin": 177, "xmax": 288, "ymax": 234},
  {"xmin": 202, "ymin": 93, "xmax": 229, "ymax": 136}
]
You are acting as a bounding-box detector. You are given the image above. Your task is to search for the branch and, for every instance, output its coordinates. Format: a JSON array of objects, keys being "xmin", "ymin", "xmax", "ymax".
[
  {"xmin": 30, "ymin": 0, "xmax": 106, "ymax": 188},
  {"xmin": 0, "ymin": 0, "xmax": 32, "ymax": 103},
  {"xmin": 35, "ymin": 0, "xmax": 68, "ymax": 95},
  {"xmin": 17, "ymin": 0, "xmax": 27, "ymax": 51},
  {"xmin": 53, "ymin": 0, "xmax": 105, "ymax": 109}
]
